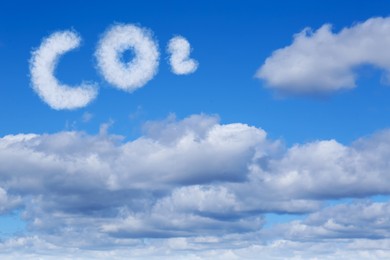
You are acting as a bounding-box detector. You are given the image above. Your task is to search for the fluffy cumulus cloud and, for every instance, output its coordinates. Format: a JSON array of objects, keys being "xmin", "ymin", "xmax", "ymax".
[
  {"xmin": 1, "ymin": 114, "xmax": 390, "ymax": 258},
  {"xmin": 29, "ymin": 31, "xmax": 98, "ymax": 110},
  {"xmin": 266, "ymin": 201, "xmax": 390, "ymax": 241},
  {"xmin": 95, "ymin": 24, "xmax": 159, "ymax": 91},
  {"xmin": 257, "ymin": 17, "xmax": 390, "ymax": 94},
  {"xmin": 167, "ymin": 36, "xmax": 198, "ymax": 75}
]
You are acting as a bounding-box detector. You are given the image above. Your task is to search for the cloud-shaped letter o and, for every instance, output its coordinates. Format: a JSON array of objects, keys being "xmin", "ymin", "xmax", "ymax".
[
  {"xmin": 95, "ymin": 24, "xmax": 160, "ymax": 92},
  {"xmin": 30, "ymin": 31, "xmax": 98, "ymax": 110}
]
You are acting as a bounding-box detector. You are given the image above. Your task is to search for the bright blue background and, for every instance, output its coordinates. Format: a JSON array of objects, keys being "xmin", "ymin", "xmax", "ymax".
[{"xmin": 1, "ymin": 0, "xmax": 390, "ymax": 145}]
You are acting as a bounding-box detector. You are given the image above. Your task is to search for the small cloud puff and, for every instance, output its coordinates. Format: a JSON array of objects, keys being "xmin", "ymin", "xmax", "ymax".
[
  {"xmin": 29, "ymin": 31, "xmax": 98, "ymax": 110},
  {"xmin": 257, "ymin": 17, "xmax": 390, "ymax": 95},
  {"xmin": 95, "ymin": 24, "xmax": 159, "ymax": 91},
  {"xmin": 81, "ymin": 112, "xmax": 93, "ymax": 123},
  {"xmin": 167, "ymin": 36, "xmax": 198, "ymax": 75}
]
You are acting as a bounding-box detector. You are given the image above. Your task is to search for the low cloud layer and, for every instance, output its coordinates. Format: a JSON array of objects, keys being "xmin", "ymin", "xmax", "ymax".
[
  {"xmin": 95, "ymin": 24, "xmax": 159, "ymax": 91},
  {"xmin": 167, "ymin": 36, "xmax": 198, "ymax": 75},
  {"xmin": 29, "ymin": 31, "xmax": 98, "ymax": 110},
  {"xmin": 0, "ymin": 114, "xmax": 390, "ymax": 258},
  {"xmin": 266, "ymin": 201, "xmax": 390, "ymax": 241},
  {"xmin": 257, "ymin": 17, "xmax": 390, "ymax": 95}
]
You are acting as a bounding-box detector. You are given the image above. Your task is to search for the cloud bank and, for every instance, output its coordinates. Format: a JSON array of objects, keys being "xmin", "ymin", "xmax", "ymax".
[
  {"xmin": 95, "ymin": 24, "xmax": 159, "ymax": 91},
  {"xmin": 30, "ymin": 31, "xmax": 98, "ymax": 110},
  {"xmin": 257, "ymin": 17, "xmax": 390, "ymax": 95},
  {"xmin": 1, "ymin": 114, "xmax": 390, "ymax": 258},
  {"xmin": 167, "ymin": 36, "xmax": 198, "ymax": 75}
]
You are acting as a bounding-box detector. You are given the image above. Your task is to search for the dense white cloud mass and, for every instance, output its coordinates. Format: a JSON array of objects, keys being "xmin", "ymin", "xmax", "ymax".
[
  {"xmin": 1, "ymin": 114, "xmax": 390, "ymax": 258},
  {"xmin": 95, "ymin": 24, "xmax": 159, "ymax": 91},
  {"xmin": 167, "ymin": 36, "xmax": 198, "ymax": 75},
  {"xmin": 30, "ymin": 31, "xmax": 98, "ymax": 109},
  {"xmin": 257, "ymin": 17, "xmax": 390, "ymax": 94}
]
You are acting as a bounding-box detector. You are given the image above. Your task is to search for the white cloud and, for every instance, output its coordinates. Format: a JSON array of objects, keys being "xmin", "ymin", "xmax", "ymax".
[
  {"xmin": 0, "ymin": 114, "xmax": 390, "ymax": 258},
  {"xmin": 257, "ymin": 17, "xmax": 390, "ymax": 94},
  {"xmin": 29, "ymin": 31, "xmax": 98, "ymax": 110},
  {"xmin": 262, "ymin": 200, "xmax": 390, "ymax": 244},
  {"xmin": 95, "ymin": 24, "xmax": 159, "ymax": 91},
  {"xmin": 0, "ymin": 187, "xmax": 21, "ymax": 214},
  {"xmin": 2, "ymin": 233, "xmax": 390, "ymax": 259},
  {"xmin": 249, "ymin": 130, "xmax": 390, "ymax": 199},
  {"xmin": 167, "ymin": 36, "xmax": 198, "ymax": 75}
]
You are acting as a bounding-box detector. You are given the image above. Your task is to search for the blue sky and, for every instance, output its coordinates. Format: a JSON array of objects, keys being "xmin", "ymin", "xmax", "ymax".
[{"xmin": 1, "ymin": 0, "xmax": 390, "ymax": 259}]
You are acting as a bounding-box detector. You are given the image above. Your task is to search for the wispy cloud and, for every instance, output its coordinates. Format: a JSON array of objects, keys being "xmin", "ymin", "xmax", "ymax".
[
  {"xmin": 95, "ymin": 24, "xmax": 159, "ymax": 91},
  {"xmin": 81, "ymin": 111, "xmax": 93, "ymax": 123},
  {"xmin": 29, "ymin": 31, "xmax": 98, "ymax": 110},
  {"xmin": 167, "ymin": 36, "xmax": 198, "ymax": 75},
  {"xmin": 257, "ymin": 17, "xmax": 390, "ymax": 95}
]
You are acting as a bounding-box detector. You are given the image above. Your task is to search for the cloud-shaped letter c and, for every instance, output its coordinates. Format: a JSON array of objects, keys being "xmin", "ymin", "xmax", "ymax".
[{"xmin": 30, "ymin": 31, "xmax": 98, "ymax": 110}]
